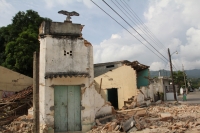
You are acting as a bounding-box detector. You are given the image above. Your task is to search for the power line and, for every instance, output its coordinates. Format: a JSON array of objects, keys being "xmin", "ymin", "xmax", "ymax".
[
  {"xmin": 122, "ymin": 0, "xmax": 167, "ymax": 50},
  {"xmin": 120, "ymin": 0, "xmax": 181, "ymax": 71},
  {"xmin": 102, "ymin": 0, "xmax": 169, "ymax": 62},
  {"xmin": 115, "ymin": 0, "xmax": 164, "ymax": 50},
  {"xmin": 90, "ymin": 0, "xmax": 168, "ymax": 63}
]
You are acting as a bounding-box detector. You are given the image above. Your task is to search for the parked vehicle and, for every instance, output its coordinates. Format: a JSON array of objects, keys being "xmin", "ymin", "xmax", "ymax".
[{"xmin": 189, "ymin": 88, "xmax": 193, "ymax": 92}]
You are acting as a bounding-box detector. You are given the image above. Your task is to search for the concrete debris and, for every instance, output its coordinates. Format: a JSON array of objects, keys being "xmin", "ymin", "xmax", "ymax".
[
  {"xmin": 0, "ymin": 86, "xmax": 33, "ymax": 132},
  {"xmin": 155, "ymin": 100, "xmax": 162, "ymax": 104},
  {"xmin": 0, "ymin": 115, "xmax": 33, "ymax": 133},
  {"xmin": 88, "ymin": 102, "xmax": 200, "ymax": 133}
]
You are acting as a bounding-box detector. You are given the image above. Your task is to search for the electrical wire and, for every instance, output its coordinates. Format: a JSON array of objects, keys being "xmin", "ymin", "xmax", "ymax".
[
  {"xmin": 115, "ymin": 0, "xmax": 164, "ymax": 50},
  {"xmin": 91, "ymin": 0, "xmax": 180, "ymax": 71},
  {"xmin": 120, "ymin": 0, "xmax": 181, "ymax": 71},
  {"xmin": 102, "ymin": 0, "xmax": 169, "ymax": 62},
  {"xmin": 121, "ymin": 0, "xmax": 167, "ymax": 50},
  {"xmin": 90, "ymin": 0, "xmax": 167, "ymax": 63}
]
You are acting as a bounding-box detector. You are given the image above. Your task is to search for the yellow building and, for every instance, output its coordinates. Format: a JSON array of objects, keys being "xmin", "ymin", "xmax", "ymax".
[
  {"xmin": 94, "ymin": 61, "xmax": 149, "ymax": 109},
  {"xmin": 0, "ymin": 66, "xmax": 32, "ymax": 98}
]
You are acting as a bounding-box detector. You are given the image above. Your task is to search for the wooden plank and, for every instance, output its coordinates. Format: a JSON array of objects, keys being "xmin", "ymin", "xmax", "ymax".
[
  {"xmin": 54, "ymin": 86, "xmax": 68, "ymax": 132},
  {"xmin": 116, "ymin": 108, "xmax": 145, "ymax": 113},
  {"xmin": 99, "ymin": 78, "xmax": 102, "ymax": 93}
]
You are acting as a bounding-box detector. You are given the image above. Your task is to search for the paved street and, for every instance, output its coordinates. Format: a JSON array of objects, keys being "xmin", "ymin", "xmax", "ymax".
[{"xmin": 177, "ymin": 89, "xmax": 200, "ymax": 104}]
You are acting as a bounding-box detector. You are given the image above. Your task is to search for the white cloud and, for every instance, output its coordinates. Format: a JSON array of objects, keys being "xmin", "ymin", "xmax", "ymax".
[
  {"xmin": 93, "ymin": 33, "xmax": 146, "ymax": 63},
  {"xmin": 43, "ymin": 0, "xmax": 93, "ymax": 9},
  {"xmin": 180, "ymin": 27, "xmax": 200, "ymax": 61},
  {"xmin": 111, "ymin": 34, "xmax": 121, "ymax": 39},
  {"xmin": 94, "ymin": 0, "xmax": 200, "ymax": 71},
  {"xmin": 150, "ymin": 62, "xmax": 165, "ymax": 71}
]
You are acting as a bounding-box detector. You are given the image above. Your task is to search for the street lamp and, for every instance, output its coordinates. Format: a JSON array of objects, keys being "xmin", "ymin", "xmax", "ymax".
[{"xmin": 168, "ymin": 48, "xmax": 178, "ymax": 101}]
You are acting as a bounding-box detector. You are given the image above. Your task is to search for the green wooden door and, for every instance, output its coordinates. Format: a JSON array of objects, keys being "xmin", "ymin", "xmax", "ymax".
[{"xmin": 54, "ymin": 85, "xmax": 81, "ymax": 132}]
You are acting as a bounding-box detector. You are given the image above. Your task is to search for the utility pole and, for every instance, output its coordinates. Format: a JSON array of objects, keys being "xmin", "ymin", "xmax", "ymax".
[
  {"xmin": 182, "ymin": 64, "xmax": 187, "ymax": 94},
  {"xmin": 168, "ymin": 48, "xmax": 177, "ymax": 101}
]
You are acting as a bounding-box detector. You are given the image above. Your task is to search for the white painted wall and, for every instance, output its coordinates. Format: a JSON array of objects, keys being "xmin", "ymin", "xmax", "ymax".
[
  {"xmin": 45, "ymin": 37, "xmax": 89, "ymax": 74},
  {"xmin": 39, "ymin": 36, "xmax": 105, "ymax": 133}
]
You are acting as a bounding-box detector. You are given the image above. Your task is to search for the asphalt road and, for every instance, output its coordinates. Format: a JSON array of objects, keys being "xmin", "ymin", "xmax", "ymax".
[{"xmin": 177, "ymin": 89, "xmax": 200, "ymax": 104}]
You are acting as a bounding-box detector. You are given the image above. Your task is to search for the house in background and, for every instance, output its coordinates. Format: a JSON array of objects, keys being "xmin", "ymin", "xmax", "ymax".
[
  {"xmin": 148, "ymin": 76, "xmax": 178, "ymax": 101},
  {"xmin": 94, "ymin": 60, "xmax": 149, "ymax": 109},
  {"xmin": 38, "ymin": 12, "xmax": 106, "ymax": 133},
  {"xmin": 0, "ymin": 66, "xmax": 32, "ymax": 99}
]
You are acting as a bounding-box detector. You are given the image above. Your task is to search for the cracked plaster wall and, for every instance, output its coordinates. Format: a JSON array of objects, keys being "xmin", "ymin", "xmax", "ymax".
[
  {"xmin": 39, "ymin": 36, "xmax": 105, "ymax": 133},
  {"xmin": 94, "ymin": 65, "xmax": 137, "ymax": 109}
]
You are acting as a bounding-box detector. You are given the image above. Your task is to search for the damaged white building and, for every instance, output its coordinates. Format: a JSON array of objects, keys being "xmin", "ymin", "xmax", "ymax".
[{"xmin": 38, "ymin": 11, "xmax": 107, "ymax": 133}]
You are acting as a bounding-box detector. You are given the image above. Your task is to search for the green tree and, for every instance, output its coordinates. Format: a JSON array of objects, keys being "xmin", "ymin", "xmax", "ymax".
[
  {"xmin": 189, "ymin": 78, "xmax": 200, "ymax": 89},
  {"xmin": 0, "ymin": 10, "xmax": 50, "ymax": 77},
  {"xmin": 0, "ymin": 25, "xmax": 12, "ymax": 64},
  {"xmin": 173, "ymin": 71, "xmax": 187, "ymax": 88}
]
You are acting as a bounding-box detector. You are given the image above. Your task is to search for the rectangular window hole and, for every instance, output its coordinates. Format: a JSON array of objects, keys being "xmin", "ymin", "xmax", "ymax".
[
  {"xmin": 70, "ymin": 51, "xmax": 72, "ymax": 53},
  {"xmin": 67, "ymin": 52, "xmax": 69, "ymax": 54},
  {"xmin": 64, "ymin": 50, "xmax": 66, "ymax": 56},
  {"xmin": 106, "ymin": 65, "xmax": 114, "ymax": 68},
  {"xmin": 70, "ymin": 54, "xmax": 72, "ymax": 56}
]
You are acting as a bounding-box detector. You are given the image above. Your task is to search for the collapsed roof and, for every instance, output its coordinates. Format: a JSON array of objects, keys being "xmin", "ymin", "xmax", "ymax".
[{"xmin": 0, "ymin": 86, "xmax": 33, "ymax": 126}]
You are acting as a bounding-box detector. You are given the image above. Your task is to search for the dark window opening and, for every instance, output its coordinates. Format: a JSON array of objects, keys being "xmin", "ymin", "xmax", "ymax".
[
  {"xmin": 70, "ymin": 54, "xmax": 72, "ymax": 56},
  {"xmin": 64, "ymin": 50, "xmax": 66, "ymax": 56},
  {"xmin": 67, "ymin": 52, "xmax": 69, "ymax": 54},
  {"xmin": 70, "ymin": 51, "xmax": 72, "ymax": 53},
  {"xmin": 106, "ymin": 65, "xmax": 114, "ymax": 68},
  {"xmin": 107, "ymin": 88, "xmax": 118, "ymax": 109}
]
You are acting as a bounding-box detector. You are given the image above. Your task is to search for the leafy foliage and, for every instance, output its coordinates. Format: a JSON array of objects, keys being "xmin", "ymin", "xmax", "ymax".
[
  {"xmin": 0, "ymin": 10, "xmax": 50, "ymax": 77},
  {"xmin": 188, "ymin": 78, "xmax": 200, "ymax": 88},
  {"xmin": 173, "ymin": 71, "xmax": 187, "ymax": 88}
]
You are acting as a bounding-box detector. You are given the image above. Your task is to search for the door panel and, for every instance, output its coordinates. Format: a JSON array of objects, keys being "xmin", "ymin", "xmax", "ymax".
[
  {"xmin": 67, "ymin": 86, "xmax": 75, "ymax": 131},
  {"xmin": 73, "ymin": 86, "xmax": 81, "ymax": 131},
  {"xmin": 54, "ymin": 86, "xmax": 68, "ymax": 132},
  {"xmin": 54, "ymin": 85, "xmax": 81, "ymax": 132}
]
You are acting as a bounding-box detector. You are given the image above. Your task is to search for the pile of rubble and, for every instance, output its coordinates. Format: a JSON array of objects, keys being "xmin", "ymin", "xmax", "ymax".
[
  {"xmin": 88, "ymin": 102, "xmax": 200, "ymax": 133},
  {"xmin": 0, "ymin": 115, "xmax": 33, "ymax": 133},
  {"xmin": 89, "ymin": 91, "xmax": 200, "ymax": 133},
  {"xmin": 0, "ymin": 86, "xmax": 33, "ymax": 132}
]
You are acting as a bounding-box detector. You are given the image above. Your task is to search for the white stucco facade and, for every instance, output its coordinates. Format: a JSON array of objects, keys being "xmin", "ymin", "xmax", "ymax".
[{"xmin": 39, "ymin": 21, "xmax": 105, "ymax": 133}]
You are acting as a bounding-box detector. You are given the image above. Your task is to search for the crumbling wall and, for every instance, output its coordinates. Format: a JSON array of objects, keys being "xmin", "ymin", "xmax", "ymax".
[
  {"xmin": 94, "ymin": 65, "xmax": 137, "ymax": 109},
  {"xmin": 39, "ymin": 35, "xmax": 107, "ymax": 132},
  {"xmin": 140, "ymin": 86, "xmax": 154, "ymax": 101}
]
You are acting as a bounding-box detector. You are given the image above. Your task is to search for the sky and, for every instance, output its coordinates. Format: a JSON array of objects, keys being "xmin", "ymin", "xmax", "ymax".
[{"xmin": 0, "ymin": 0, "xmax": 200, "ymax": 71}]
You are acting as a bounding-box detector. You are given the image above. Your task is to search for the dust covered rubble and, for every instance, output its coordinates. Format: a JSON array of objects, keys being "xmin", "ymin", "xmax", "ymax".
[
  {"xmin": 88, "ymin": 94, "xmax": 200, "ymax": 133},
  {"xmin": 0, "ymin": 114, "xmax": 33, "ymax": 133}
]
